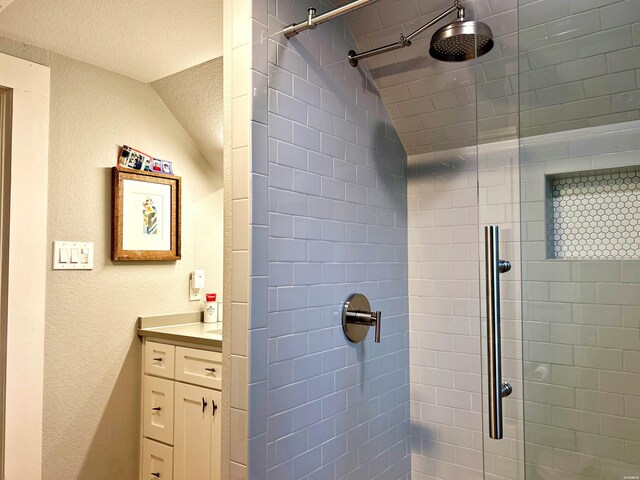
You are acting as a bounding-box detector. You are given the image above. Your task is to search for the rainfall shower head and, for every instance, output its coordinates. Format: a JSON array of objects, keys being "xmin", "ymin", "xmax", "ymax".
[
  {"xmin": 429, "ymin": 19, "xmax": 494, "ymax": 62},
  {"xmin": 346, "ymin": 1, "xmax": 495, "ymax": 67}
]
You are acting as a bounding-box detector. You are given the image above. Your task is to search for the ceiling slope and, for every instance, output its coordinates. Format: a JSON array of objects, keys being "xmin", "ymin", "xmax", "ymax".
[{"xmin": 0, "ymin": 0, "xmax": 223, "ymax": 82}]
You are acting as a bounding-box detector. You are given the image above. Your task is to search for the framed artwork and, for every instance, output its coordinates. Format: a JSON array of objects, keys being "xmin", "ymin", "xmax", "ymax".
[{"xmin": 112, "ymin": 167, "xmax": 181, "ymax": 261}]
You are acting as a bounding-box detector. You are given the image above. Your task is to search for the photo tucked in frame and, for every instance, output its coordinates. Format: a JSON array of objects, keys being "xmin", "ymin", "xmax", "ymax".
[{"xmin": 112, "ymin": 167, "xmax": 181, "ymax": 261}]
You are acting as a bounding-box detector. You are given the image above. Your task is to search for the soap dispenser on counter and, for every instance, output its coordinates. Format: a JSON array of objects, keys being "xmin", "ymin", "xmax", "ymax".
[{"xmin": 204, "ymin": 293, "xmax": 218, "ymax": 323}]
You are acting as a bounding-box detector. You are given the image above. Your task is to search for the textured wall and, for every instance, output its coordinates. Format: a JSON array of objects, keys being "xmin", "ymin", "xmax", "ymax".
[
  {"xmin": 251, "ymin": 0, "xmax": 412, "ymax": 478},
  {"xmin": 43, "ymin": 54, "xmax": 223, "ymax": 480},
  {"xmin": 42, "ymin": 54, "xmax": 223, "ymax": 480},
  {"xmin": 0, "ymin": 40, "xmax": 224, "ymax": 479},
  {"xmin": 151, "ymin": 57, "xmax": 224, "ymax": 174}
]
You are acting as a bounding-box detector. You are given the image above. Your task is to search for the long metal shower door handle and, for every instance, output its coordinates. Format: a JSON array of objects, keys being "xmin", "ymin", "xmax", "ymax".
[{"xmin": 485, "ymin": 225, "xmax": 512, "ymax": 440}]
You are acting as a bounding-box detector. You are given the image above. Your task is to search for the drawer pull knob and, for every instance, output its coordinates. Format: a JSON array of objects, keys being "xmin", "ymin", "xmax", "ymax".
[
  {"xmin": 151, "ymin": 407, "xmax": 162, "ymax": 412},
  {"xmin": 202, "ymin": 397, "xmax": 208, "ymax": 413},
  {"xmin": 212, "ymin": 399, "xmax": 218, "ymax": 417},
  {"xmin": 205, "ymin": 367, "xmax": 216, "ymax": 373},
  {"xmin": 152, "ymin": 473, "xmax": 160, "ymax": 478},
  {"xmin": 152, "ymin": 357, "xmax": 163, "ymax": 362}
]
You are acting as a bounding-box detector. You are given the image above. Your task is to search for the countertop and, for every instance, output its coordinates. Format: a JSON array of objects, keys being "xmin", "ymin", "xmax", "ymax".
[{"xmin": 138, "ymin": 311, "xmax": 222, "ymax": 348}]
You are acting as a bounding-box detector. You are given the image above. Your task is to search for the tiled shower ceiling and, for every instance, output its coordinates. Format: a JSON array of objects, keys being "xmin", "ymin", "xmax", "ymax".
[
  {"xmin": 333, "ymin": 0, "xmax": 640, "ymax": 156},
  {"xmin": 331, "ymin": 0, "xmax": 516, "ymax": 156}
]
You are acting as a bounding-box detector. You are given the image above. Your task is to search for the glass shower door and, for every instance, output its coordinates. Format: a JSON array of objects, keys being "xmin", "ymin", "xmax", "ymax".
[
  {"xmin": 519, "ymin": 138, "xmax": 640, "ymax": 479},
  {"xmin": 479, "ymin": 0, "xmax": 640, "ymax": 478},
  {"xmin": 518, "ymin": 0, "xmax": 640, "ymax": 477},
  {"xmin": 473, "ymin": 0, "xmax": 525, "ymax": 477}
]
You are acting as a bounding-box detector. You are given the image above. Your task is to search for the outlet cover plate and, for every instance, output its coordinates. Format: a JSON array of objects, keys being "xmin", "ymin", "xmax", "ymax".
[{"xmin": 53, "ymin": 241, "xmax": 94, "ymax": 270}]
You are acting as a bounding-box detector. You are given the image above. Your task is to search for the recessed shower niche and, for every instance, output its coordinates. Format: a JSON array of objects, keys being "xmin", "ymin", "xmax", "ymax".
[{"xmin": 546, "ymin": 166, "xmax": 640, "ymax": 260}]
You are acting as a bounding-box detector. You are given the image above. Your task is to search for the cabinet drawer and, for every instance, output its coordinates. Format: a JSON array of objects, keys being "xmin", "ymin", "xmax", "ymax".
[
  {"xmin": 144, "ymin": 341, "xmax": 175, "ymax": 379},
  {"xmin": 142, "ymin": 438, "xmax": 173, "ymax": 480},
  {"xmin": 143, "ymin": 376, "xmax": 174, "ymax": 445},
  {"xmin": 175, "ymin": 347, "xmax": 222, "ymax": 390}
]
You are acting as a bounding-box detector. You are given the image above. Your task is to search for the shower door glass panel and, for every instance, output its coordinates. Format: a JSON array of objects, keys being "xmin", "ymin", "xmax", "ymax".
[
  {"xmin": 519, "ymin": 0, "xmax": 640, "ymax": 478},
  {"xmin": 473, "ymin": 0, "xmax": 525, "ymax": 477},
  {"xmin": 401, "ymin": 0, "xmax": 490, "ymax": 477}
]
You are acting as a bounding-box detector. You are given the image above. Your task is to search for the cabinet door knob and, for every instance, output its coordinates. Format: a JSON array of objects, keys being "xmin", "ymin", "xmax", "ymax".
[
  {"xmin": 202, "ymin": 397, "xmax": 208, "ymax": 413},
  {"xmin": 151, "ymin": 407, "xmax": 162, "ymax": 412},
  {"xmin": 204, "ymin": 367, "xmax": 216, "ymax": 373},
  {"xmin": 151, "ymin": 473, "xmax": 160, "ymax": 478},
  {"xmin": 152, "ymin": 357, "xmax": 163, "ymax": 362},
  {"xmin": 212, "ymin": 400, "xmax": 218, "ymax": 417}
]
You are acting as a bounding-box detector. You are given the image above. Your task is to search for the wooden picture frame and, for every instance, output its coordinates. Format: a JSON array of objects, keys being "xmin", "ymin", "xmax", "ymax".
[{"xmin": 112, "ymin": 167, "xmax": 181, "ymax": 261}]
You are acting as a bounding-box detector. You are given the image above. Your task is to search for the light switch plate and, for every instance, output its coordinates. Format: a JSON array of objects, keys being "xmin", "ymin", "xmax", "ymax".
[{"xmin": 53, "ymin": 241, "xmax": 94, "ymax": 270}]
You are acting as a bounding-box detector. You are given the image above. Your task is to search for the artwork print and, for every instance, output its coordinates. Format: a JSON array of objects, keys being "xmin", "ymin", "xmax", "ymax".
[
  {"xmin": 142, "ymin": 196, "xmax": 159, "ymax": 235},
  {"xmin": 121, "ymin": 179, "xmax": 171, "ymax": 251}
]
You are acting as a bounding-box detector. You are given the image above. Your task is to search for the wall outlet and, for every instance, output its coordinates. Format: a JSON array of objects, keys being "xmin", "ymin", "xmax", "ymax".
[{"xmin": 190, "ymin": 270, "xmax": 205, "ymax": 301}]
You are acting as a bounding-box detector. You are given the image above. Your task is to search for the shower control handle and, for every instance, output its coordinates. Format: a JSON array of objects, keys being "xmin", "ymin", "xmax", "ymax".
[
  {"xmin": 342, "ymin": 293, "xmax": 382, "ymax": 343},
  {"xmin": 345, "ymin": 310, "xmax": 382, "ymax": 343},
  {"xmin": 373, "ymin": 311, "xmax": 381, "ymax": 343}
]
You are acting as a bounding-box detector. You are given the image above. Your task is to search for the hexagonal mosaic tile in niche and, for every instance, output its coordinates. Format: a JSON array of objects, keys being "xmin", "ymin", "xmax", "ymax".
[{"xmin": 546, "ymin": 167, "xmax": 640, "ymax": 259}]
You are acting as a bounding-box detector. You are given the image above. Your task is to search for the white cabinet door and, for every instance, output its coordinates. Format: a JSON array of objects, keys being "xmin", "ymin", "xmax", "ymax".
[
  {"xmin": 174, "ymin": 382, "xmax": 212, "ymax": 480},
  {"xmin": 210, "ymin": 389, "xmax": 221, "ymax": 480}
]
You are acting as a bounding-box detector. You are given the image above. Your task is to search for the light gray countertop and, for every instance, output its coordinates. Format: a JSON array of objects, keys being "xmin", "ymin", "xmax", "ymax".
[{"xmin": 138, "ymin": 311, "xmax": 222, "ymax": 347}]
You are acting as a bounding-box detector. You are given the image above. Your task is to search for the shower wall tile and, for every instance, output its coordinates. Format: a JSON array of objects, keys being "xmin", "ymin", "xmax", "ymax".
[
  {"xmin": 225, "ymin": 0, "xmax": 257, "ymax": 476},
  {"xmin": 407, "ymin": 142, "xmax": 520, "ymax": 480},
  {"xmin": 519, "ymin": 119, "xmax": 640, "ymax": 478},
  {"xmin": 410, "ymin": 119, "xmax": 640, "ymax": 479},
  {"xmin": 258, "ymin": 1, "xmax": 411, "ymax": 479}
]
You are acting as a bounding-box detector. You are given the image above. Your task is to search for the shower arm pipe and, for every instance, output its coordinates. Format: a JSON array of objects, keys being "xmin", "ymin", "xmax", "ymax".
[
  {"xmin": 347, "ymin": 1, "xmax": 464, "ymax": 67},
  {"xmin": 282, "ymin": 0, "xmax": 383, "ymax": 38}
]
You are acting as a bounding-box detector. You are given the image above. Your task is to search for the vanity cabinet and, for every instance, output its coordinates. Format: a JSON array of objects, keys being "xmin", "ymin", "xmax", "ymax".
[{"xmin": 141, "ymin": 339, "xmax": 221, "ymax": 480}]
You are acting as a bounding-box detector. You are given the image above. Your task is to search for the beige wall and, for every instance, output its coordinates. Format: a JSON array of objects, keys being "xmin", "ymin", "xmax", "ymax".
[
  {"xmin": 151, "ymin": 57, "xmax": 224, "ymax": 173},
  {"xmin": 0, "ymin": 39, "xmax": 224, "ymax": 480}
]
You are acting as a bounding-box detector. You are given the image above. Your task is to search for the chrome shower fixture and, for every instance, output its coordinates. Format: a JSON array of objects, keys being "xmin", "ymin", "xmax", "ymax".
[
  {"xmin": 430, "ymin": 16, "xmax": 494, "ymax": 61},
  {"xmin": 348, "ymin": 0, "xmax": 494, "ymax": 66},
  {"xmin": 282, "ymin": 0, "xmax": 382, "ymax": 38}
]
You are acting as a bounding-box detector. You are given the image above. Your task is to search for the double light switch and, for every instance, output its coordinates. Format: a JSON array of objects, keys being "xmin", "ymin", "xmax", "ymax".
[{"xmin": 53, "ymin": 241, "xmax": 94, "ymax": 270}]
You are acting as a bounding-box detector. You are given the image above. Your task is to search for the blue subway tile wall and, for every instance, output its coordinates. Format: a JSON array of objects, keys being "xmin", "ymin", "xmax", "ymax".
[{"xmin": 259, "ymin": 1, "xmax": 411, "ymax": 478}]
